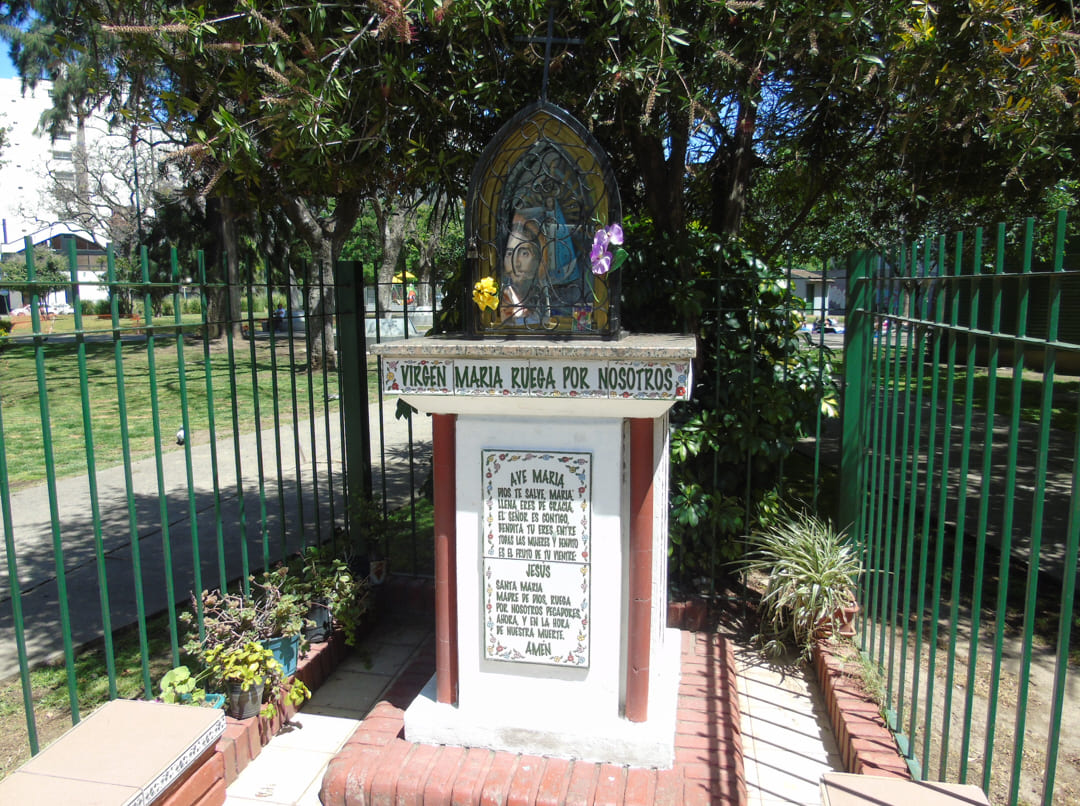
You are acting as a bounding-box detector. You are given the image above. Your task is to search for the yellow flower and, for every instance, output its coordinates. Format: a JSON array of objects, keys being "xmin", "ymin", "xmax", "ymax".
[{"xmin": 473, "ymin": 276, "xmax": 499, "ymax": 311}]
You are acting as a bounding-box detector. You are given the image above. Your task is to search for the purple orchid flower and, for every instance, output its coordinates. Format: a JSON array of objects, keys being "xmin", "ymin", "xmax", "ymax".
[{"xmin": 590, "ymin": 224, "xmax": 625, "ymax": 276}]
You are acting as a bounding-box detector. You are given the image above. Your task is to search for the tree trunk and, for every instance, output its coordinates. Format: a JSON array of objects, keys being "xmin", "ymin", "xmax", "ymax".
[
  {"xmin": 306, "ymin": 238, "xmax": 337, "ymax": 370},
  {"xmin": 372, "ymin": 199, "xmax": 415, "ymax": 314},
  {"xmin": 719, "ymin": 93, "xmax": 758, "ymax": 238},
  {"xmin": 220, "ymin": 196, "xmax": 243, "ymax": 341},
  {"xmin": 279, "ymin": 193, "xmax": 362, "ymax": 371},
  {"xmin": 413, "ymin": 194, "xmax": 450, "ymax": 309},
  {"xmin": 73, "ymin": 112, "xmax": 91, "ymax": 222}
]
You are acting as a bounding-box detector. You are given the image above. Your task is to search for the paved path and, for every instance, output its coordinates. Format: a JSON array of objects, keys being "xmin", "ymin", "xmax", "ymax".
[
  {"xmin": 801, "ymin": 373, "xmax": 1078, "ymax": 583},
  {"xmin": 0, "ymin": 401, "xmax": 431, "ymax": 680}
]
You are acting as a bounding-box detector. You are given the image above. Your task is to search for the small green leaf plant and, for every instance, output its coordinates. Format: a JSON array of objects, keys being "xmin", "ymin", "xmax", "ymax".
[
  {"xmin": 280, "ymin": 545, "xmax": 371, "ymax": 646},
  {"xmin": 200, "ymin": 640, "xmax": 310, "ymax": 720},
  {"xmin": 158, "ymin": 665, "xmax": 207, "ymax": 705}
]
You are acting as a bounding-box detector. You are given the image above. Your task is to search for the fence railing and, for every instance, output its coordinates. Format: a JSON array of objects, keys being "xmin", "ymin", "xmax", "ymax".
[
  {"xmin": 0, "ymin": 238, "xmax": 439, "ymax": 774},
  {"xmin": 841, "ymin": 212, "xmax": 1080, "ymax": 806}
]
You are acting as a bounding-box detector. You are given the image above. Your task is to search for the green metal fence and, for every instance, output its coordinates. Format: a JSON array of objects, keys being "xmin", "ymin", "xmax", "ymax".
[
  {"xmin": 0, "ymin": 238, "xmax": 436, "ymax": 773},
  {"xmin": 840, "ymin": 212, "xmax": 1080, "ymax": 805}
]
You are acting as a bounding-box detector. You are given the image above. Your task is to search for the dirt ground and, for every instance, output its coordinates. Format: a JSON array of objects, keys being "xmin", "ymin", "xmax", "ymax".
[
  {"xmin": 870, "ymin": 609, "xmax": 1080, "ymax": 806},
  {"xmin": 0, "ymin": 694, "xmax": 77, "ymax": 780},
  {"xmin": 735, "ymin": 566, "xmax": 1077, "ymax": 805}
]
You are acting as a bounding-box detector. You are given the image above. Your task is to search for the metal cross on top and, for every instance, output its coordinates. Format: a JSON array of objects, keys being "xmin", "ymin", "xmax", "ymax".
[{"xmin": 519, "ymin": 5, "xmax": 583, "ymax": 102}]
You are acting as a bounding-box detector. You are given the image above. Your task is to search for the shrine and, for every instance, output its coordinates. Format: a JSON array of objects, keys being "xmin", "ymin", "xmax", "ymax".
[{"xmin": 371, "ymin": 65, "xmax": 696, "ymax": 764}]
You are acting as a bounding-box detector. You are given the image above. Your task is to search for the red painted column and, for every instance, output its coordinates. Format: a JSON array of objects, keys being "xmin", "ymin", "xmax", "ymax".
[
  {"xmin": 626, "ymin": 418, "xmax": 654, "ymax": 722},
  {"xmin": 432, "ymin": 413, "xmax": 458, "ymax": 705}
]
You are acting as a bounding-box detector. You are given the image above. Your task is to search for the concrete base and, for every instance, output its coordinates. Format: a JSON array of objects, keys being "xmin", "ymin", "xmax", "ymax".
[{"xmin": 404, "ymin": 627, "xmax": 682, "ymax": 768}]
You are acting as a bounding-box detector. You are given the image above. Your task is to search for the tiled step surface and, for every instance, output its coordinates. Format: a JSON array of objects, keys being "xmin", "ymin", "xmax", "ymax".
[
  {"xmin": 733, "ymin": 643, "xmax": 845, "ymax": 806},
  {"xmin": 0, "ymin": 699, "xmax": 225, "ymax": 806},
  {"xmin": 820, "ymin": 772, "xmax": 990, "ymax": 805}
]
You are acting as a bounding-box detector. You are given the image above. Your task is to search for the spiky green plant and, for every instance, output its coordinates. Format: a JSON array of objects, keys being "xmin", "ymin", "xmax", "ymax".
[{"xmin": 745, "ymin": 509, "xmax": 861, "ymax": 659}]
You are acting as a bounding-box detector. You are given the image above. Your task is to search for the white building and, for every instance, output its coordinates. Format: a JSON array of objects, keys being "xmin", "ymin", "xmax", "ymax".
[
  {"xmin": 0, "ymin": 77, "xmax": 98, "ymax": 244},
  {"xmin": 0, "ymin": 77, "xmax": 163, "ymax": 310},
  {"xmin": 789, "ymin": 267, "xmax": 845, "ymax": 318}
]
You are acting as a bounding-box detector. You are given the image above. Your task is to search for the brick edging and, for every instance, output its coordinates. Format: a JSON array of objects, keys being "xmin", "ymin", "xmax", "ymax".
[
  {"xmin": 320, "ymin": 629, "xmax": 747, "ymax": 806},
  {"xmin": 811, "ymin": 641, "xmax": 911, "ymax": 779},
  {"xmin": 667, "ymin": 597, "xmax": 710, "ymax": 631}
]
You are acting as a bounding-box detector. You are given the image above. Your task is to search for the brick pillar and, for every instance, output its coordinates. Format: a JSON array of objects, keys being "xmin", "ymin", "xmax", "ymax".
[
  {"xmin": 626, "ymin": 418, "xmax": 654, "ymax": 722},
  {"xmin": 432, "ymin": 413, "xmax": 458, "ymax": 705}
]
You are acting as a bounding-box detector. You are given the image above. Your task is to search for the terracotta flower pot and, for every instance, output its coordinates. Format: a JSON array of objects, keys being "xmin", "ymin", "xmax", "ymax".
[{"xmin": 836, "ymin": 601, "xmax": 860, "ymax": 638}]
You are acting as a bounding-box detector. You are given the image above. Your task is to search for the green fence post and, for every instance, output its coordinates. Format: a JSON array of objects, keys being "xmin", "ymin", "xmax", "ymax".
[
  {"xmin": 839, "ymin": 250, "xmax": 872, "ymax": 535},
  {"xmin": 336, "ymin": 261, "xmax": 373, "ymax": 536}
]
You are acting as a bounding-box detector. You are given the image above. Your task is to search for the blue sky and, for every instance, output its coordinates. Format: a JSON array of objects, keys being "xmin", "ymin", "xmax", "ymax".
[{"xmin": 0, "ymin": 51, "xmax": 17, "ymax": 79}]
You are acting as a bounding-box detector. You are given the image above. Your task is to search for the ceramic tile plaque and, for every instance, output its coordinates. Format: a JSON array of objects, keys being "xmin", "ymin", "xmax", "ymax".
[
  {"xmin": 382, "ymin": 357, "xmax": 692, "ymax": 400},
  {"xmin": 482, "ymin": 450, "xmax": 590, "ymax": 667}
]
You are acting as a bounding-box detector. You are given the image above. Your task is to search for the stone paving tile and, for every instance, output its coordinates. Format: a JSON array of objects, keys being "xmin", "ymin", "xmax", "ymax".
[
  {"xmin": 301, "ymin": 672, "xmax": 393, "ymax": 719},
  {"xmin": 735, "ymin": 638, "xmax": 844, "ymax": 806},
  {"xmin": 226, "ymin": 746, "xmax": 338, "ymax": 804},
  {"xmin": 267, "ymin": 712, "xmax": 361, "ymax": 753}
]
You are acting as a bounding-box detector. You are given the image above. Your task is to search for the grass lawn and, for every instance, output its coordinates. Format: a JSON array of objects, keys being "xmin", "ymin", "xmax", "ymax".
[
  {"xmin": 0, "ymin": 334, "xmax": 382, "ymax": 489},
  {"xmin": 834, "ymin": 345, "xmax": 1078, "ymax": 434}
]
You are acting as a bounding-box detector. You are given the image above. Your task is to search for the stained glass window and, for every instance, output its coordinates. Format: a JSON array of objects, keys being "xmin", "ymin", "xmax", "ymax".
[{"xmin": 466, "ymin": 102, "xmax": 622, "ymax": 338}]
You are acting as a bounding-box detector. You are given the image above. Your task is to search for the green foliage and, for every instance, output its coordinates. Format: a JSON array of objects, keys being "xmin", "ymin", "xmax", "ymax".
[
  {"xmin": 621, "ymin": 219, "xmax": 837, "ymax": 582},
  {"xmin": 158, "ymin": 665, "xmax": 207, "ymax": 705},
  {"xmin": 197, "ymin": 640, "xmax": 310, "ymax": 718},
  {"xmin": 0, "ymin": 318, "xmax": 11, "ymax": 351},
  {"xmin": 279, "ymin": 545, "xmax": 371, "ymax": 647},
  {"xmin": 743, "ymin": 509, "xmax": 861, "ymax": 659},
  {"xmin": 182, "ymin": 582, "xmax": 312, "ymax": 719},
  {"xmin": 0, "ymin": 248, "xmax": 70, "ymax": 297},
  {"xmin": 201, "ymin": 641, "xmax": 276, "ymax": 691},
  {"xmin": 180, "ymin": 575, "xmax": 308, "ymax": 662}
]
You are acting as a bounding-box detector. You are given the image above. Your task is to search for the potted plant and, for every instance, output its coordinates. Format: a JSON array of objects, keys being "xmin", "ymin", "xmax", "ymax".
[
  {"xmin": 744, "ymin": 508, "xmax": 861, "ymax": 659},
  {"xmin": 199, "ymin": 641, "xmax": 310, "ymax": 720},
  {"xmin": 181, "ymin": 575, "xmax": 308, "ymax": 677},
  {"xmin": 252, "ymin": 571, "xmax": 309, "ymax": 674},
  {"xmin": 344, "ymin": 492, "xmax": 390, "ymax": 586},
  {"xmin": 282, "ymin": 544, "xmax": 372, "ymax": 646},
  {"xmin": 157, "ymin": 665, "xmax": 224, "ymax": 709}
]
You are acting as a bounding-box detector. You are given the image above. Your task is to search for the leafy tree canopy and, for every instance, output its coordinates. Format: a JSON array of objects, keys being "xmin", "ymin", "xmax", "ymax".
[
  {"xmin": 6, "ymin": 0, "xmax": 1078, "ymax": 262},
  {"xmin": 0, "ymin": 246, "xmax": 70, "ymax": 297}
]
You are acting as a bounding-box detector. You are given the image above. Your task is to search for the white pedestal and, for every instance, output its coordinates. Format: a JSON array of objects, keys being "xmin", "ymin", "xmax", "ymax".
[{"xmin": 375, "ymin": 336, "xmax": 696, "ymax": 768}]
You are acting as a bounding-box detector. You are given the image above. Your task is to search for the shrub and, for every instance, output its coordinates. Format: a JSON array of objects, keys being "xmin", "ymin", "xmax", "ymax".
[
  {"xmin": 743, "ymin": 508, "xmax": 860, "ymax": 658},
  {"xmin": 620, "ymin": 220, "xmax": 838, "ymax": 585}
]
